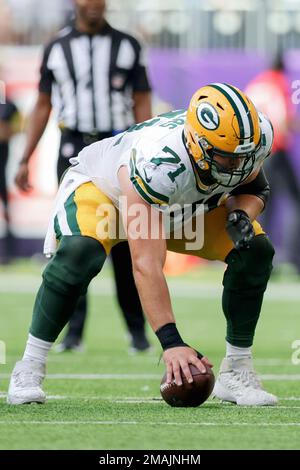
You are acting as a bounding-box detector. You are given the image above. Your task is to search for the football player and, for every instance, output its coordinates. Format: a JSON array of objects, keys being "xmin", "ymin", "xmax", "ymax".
[{"xmin": 7, "ymin": 83, "xmax": 277, "ymax": 406}]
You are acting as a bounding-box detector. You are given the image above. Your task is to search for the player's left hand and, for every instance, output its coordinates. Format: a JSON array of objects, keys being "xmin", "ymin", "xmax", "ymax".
[
  {"xmin": 163, "ymin": 346, "xmax": 213, "ymax": 386},
  {"xmin": 226, "ymin": 209, "xmax": 255, "ymax": 249}
]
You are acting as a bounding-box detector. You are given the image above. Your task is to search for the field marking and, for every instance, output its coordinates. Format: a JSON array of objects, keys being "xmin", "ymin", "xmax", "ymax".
[
  {"xmin": 259, "ymin": 374, "xmax": 300, "ymax": 380},
  {"xmin": 0, "ymin": 393, "xmax": 68, "ymax": 400},
  {"xmin": 4, "ymin": 354, "xmax": 159, "ymax": 364},
  {"xmin": 1, "ymin": 274, "xmax": 300, "ymax": 301},
  {"xmin": 254, "ymin": 359, "xmax": 294, "ymax": 366},
  {"xmin": 113, "ymin": 399, "xmax": 161, "ymax": 404},
  {"xmin": 0, "ymin": 420, "xmax": 299, "ymax": 427},
  {"xmin": 0, "ymin": 373, "xmax": 160, "ymax": 380},
  {"xmin": 1, "ymin": 373, "xmax": 300, "ymax": 380},
  {"xmin": 280, "ymin": 397, "xmax": 300, "ymax": 401},
  {"xmin": 1, "ymin": 389, "xmax": 300, "ymax": 400},
  {"xmin": 1, "ymin": 392, "xmax": 300, "ymax": 408},
  {"xmin": 3, "ymin": 356, "xmax": 294, "ymax": 366}
]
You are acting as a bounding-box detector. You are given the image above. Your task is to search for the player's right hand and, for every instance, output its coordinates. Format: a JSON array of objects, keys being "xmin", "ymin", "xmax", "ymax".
[
  {"xmin": 226, "ymin": 209, "xmax": 255, "ymax": 249},
  {"xmin": 163, "ymin": 346, "xmax": 213, "ymax": 386},
  {"xmin": 15, "ymin": 162, "xmax": 32, "ymax": 192}
]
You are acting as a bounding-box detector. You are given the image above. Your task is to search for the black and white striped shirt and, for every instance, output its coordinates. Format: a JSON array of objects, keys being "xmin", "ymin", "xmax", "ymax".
[{"xmin": 39, "ymin": 21, "xmax": 151, "ymax": 134}]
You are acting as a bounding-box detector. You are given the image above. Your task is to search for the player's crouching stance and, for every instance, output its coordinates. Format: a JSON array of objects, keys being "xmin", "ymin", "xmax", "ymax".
[{"xmin": 7, "ymin": 83, "xmax": 277, "ymax": 406}]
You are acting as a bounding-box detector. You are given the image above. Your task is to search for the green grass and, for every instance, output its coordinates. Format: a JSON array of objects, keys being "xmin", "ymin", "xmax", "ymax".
[{"xmin": 0, "ymin": 264, "xmax": 299, "ymax": 450}]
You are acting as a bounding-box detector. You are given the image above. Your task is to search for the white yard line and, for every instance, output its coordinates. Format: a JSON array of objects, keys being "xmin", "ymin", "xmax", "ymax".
[
  {"xmin": 1, "ymin": 274, "xmax": 300, "ymax": 301},
  {"xmin": 0, "ymin": 393, "xmax": 68, "ymax": 400},
  {"xmin": 0, "ymin": 420, "xmax": 299, "ymax": 427},
  {"xmin": 0, "ymin": 373, "xmax": 300, "ymax": 380},
  {"xmin": 254, "ymin": 359, "xmax": 294, "ymax": 366},
  {"xmin": 3, "ymin": 356, "xmax": 295, "ymax": 368},
  {"xmin": 280, "ymin": 397, "xmax": 300, "ymax": 401},
  {"xmin": 3, "ymin": 356, "xmax": 293, "ymax": 366},
  {"xmin": 0, "ymin": 373, "xmax": 161, "ymax": 380},
  {"xmin": 0, "ymin": 392, "xmax": 300, "ymax": 408},
  {"xmin": 2, "ymin": 356, "xmax": 296, "ymax": 369},
  {"xmin": 0, "ymin": 392, "xmax": 159, "ymax": 400},
  {"xmin": 259, "ymin": 374, "xmax": 300, "ymax": 381},
  {"xmin": 4, "ymin": 356, "xmax": 159, "ymax": 364}
]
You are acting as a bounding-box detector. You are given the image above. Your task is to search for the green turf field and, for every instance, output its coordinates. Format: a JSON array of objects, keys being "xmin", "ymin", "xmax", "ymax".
[{"xmin": 0, "ymin": 263, "xmax": 299, "ymax": 450}]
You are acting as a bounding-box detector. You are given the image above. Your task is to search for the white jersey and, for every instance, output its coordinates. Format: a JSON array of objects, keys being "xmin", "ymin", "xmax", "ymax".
[{"xmin": 73, "ymin": 109, "xmax": 273, "ymax": 213}]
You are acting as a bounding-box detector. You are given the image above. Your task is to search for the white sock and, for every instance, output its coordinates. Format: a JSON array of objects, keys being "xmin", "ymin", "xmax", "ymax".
[
  {"xmin": 226, "ymin": 341, "xmax": 252, "ymax": 358},
  {"xmin": 23, "ymin": 334, "xmax": 53, "ymax": 364}
]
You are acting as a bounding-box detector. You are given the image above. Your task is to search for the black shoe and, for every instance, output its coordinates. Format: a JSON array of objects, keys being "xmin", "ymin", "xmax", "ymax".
[
  {"xmin": 55, "ymin": 336, "xmax": 85, "ymax": 353},
  {"xmin": 128, "ymin": 330, "xmax": 152, "ymax": 353}
]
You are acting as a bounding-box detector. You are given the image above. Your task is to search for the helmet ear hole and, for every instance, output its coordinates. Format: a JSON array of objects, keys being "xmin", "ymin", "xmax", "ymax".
[
  {"xmin": 198, "ymin": 95, "xmax": 208, "ymax": 100},
  {"xmin": 216, "ymin": 102, "xmax": 224, "ymax": 110}
]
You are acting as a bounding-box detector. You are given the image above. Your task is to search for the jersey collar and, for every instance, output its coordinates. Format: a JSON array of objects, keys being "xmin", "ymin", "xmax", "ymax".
[{"xmin": 71, "ymin": 20, "xmax": 113, "ymax": 38}]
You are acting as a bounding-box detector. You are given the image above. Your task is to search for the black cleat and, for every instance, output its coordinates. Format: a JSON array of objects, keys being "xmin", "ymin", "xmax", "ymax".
[
  {"xmin": 128, "ymin": 330, "xmax": 152, "ymax": 354},
  {"xmin": 54, "ymin": 336, "xmax": 85, "ymax": 353}
]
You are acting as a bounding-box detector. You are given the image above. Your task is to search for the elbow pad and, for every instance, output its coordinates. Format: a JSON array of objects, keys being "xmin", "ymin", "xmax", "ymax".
[{"xmin": 229, "ymin": 168, "xmax": 270, "ymax": 209}]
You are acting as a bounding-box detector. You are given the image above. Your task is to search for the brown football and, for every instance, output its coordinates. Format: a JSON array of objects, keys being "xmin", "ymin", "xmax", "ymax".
[{"xmin": 160, "ymin": 364, "xmax": 215, "ymax": 407}]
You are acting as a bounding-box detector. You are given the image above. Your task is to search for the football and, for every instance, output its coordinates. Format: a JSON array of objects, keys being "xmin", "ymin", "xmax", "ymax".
[{"xmin": 160, "ymin": 364, "xmax": 215, "ymax": 407}]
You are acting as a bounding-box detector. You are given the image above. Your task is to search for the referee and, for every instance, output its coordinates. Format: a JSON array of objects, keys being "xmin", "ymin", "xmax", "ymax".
[
  {"xmin": 0, "ymin": 92, "xmax": 20, "ymax": 262},
  {"xmin": 15, "ymin": 0, "xmax": 152, "ymax": 352}
]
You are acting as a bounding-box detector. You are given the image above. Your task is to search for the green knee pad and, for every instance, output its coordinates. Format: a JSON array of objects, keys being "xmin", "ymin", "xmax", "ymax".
[
  {"xmin": 222, "ymin": 234, "xmax": 275, "ymax": 347},
  {"xmin": 43, "ymin": 235, "xmax": 106, "ymax": 295},
  {"xmin": 223, "ymin": 234, "xmax": 275, "ymax": 292},
  {"xmin": 30, "ymin": 236, "xmax": 106, "ymax": 342}
]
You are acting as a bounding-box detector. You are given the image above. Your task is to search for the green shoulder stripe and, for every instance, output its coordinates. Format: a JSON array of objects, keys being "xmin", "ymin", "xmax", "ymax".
[
  {"xmin": 130, "ymin": 150, "xmax": 169, "ymax": 205},
  {"xmin": 131, "ymin": 177, "xmax": 156, "ymax": 205},
  {"xmin": 129, "ymin": 158, "xmax": 156, "ymax": 205}
]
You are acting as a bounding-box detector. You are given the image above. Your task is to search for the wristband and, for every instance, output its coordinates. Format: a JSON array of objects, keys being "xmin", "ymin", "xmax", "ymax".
[{"xmin": 155, "ymin": 323, "xmax": 186, "ymax": 351}]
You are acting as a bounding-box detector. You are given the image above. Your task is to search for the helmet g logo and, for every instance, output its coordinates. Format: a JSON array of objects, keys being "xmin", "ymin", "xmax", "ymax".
[{"xmin": 197, "ymin": 103, "xmax": 220, "ymax": 130}]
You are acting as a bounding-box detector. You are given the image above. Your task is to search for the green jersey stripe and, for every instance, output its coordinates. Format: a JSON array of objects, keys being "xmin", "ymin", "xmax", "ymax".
[
  {"xmin": 64, "ymin": 192, "xmax": 81, "ymax": 235},
  {"xmin": 131, "ymin": 177, "xmax": 157, "ymax": 205},
  {"xmin": 54, "ymin": 215, "xmax": 62, "ymax": 240},
  {"xmin": 129, "ymin": 158, "xmax": 156, "ymax": 204},
  {"xmin": 130, "ymin": 158, "xmax": 157, "ymax": 205},
  {"xmin": 130, "ymin": 150, "xmax": 169, "ymax": 204}
]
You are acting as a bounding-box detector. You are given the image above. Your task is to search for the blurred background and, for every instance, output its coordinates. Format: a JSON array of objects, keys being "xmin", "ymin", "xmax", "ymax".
[{"xmin": 1, "ymin": 0, "xmax": 300, "ymax": 275}]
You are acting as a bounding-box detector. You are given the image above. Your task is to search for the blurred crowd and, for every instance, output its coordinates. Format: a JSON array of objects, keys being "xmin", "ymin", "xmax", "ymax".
[{"xmin": 0, "ymin": 0, "xmax": 72, "ymax": 44}]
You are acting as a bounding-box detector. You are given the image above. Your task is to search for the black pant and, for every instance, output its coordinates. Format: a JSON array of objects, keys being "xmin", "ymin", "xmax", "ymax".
[
  {"xmin": 57, "ymin": 129, "xmax": 145, "ymax": 340},
  {"xmin": 0, "ymin": 142, "xmax": 13, "ymax": 260},
  {"xmin": 0, "ymin": 142, "xmax": 9, "ymax": 213}
]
